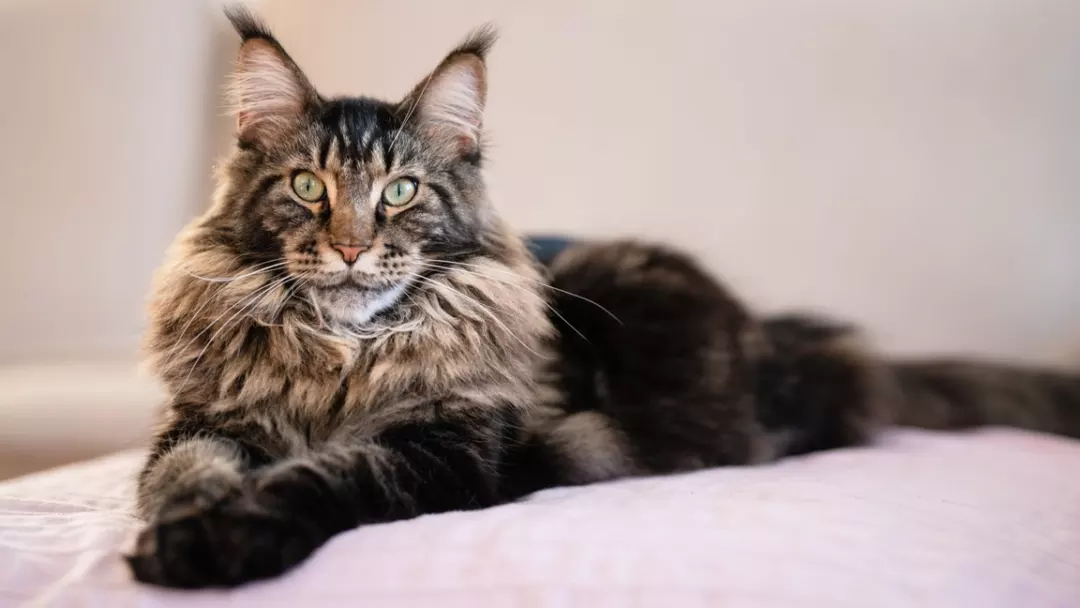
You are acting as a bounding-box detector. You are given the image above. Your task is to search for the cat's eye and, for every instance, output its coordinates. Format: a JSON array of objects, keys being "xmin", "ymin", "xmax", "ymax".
[
  {"xmin": 382, "ymin": 177, "xmax": 418, "ymax": 207},
  {"xmin": 292, "ymin": 171, "xmax": 326, "ymax": 202}
]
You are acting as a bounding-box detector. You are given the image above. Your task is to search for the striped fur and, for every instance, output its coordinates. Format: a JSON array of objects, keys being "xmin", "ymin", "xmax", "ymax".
[
  {"xmin": 757, "ymin": 313, "xmax": 1080, "ymax": 440},
  {"xmin": 892, "ymin": 359, "xmax": 1080, "ymax": 438},
  {"xmin": 508, "ymin": 246, "xmax": 1079, "ymax": 495},
  {"xmin": 129, "ymin": 8, "xmax": 1079, "ymax": 589},
  {"xmin": 129, "ymin": 9, "xmax": 548, "ymax": 587}
]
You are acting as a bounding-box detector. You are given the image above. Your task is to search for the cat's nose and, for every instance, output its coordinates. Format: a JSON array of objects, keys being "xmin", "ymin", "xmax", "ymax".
[{"xmin": 332, "ymin": 243, "xmax": 368, "ymax": 264}]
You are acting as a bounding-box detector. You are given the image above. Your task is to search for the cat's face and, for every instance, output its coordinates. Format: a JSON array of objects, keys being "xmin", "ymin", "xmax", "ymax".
[{"xmin": 212, "ymin": 13, "xmax": 496, "ymax": 325}]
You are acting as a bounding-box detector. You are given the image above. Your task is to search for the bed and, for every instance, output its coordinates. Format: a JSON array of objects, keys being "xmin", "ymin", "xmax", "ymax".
[{"xmin": 1, "ymin": 428, "xmax": 1077, "ymax": 607}]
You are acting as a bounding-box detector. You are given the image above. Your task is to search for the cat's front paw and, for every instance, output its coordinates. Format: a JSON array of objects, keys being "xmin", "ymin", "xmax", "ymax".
[{"xmin": 126, "ymin": 491, "xmax": 323, "ymax": 588}]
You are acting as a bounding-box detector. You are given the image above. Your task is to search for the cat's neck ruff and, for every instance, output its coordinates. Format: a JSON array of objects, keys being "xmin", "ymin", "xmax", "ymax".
[{"xmin": 146, "ymin": 233, "xmax": 551, "ymax": 425}]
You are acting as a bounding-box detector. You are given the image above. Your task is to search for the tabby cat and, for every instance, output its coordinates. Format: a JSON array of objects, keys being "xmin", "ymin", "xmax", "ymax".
[{"xmin": 127, "ymin": 8, "xmax": 1080, "ymax": 588}]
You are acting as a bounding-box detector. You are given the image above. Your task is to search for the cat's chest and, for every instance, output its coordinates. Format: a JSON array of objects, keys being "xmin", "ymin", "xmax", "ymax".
[
  {"xmin": 206, "ymin": 314, "xmax": 526, "ymax": 428},
  {"xmin": 247, "ymin": 331, "xmax": 451, "ymax": 419}
]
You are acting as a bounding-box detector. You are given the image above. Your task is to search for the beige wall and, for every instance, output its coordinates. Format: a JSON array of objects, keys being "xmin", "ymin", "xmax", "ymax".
[
  {"xmin": 0, "ymin": 0, "xmax": 234, "ymax": 477},
  {"xmin": 266, "ymin": 0, "xmax": 1080, "ymax": 364},
  {"xmin": 0, "ymin": 0, "xmax": 233, "ymax": 364}
]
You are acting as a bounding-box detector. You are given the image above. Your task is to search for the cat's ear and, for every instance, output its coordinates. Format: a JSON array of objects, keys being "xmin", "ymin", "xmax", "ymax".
[
  {"xmin": 224, "ymin": 7, "xmax": 319, "ymax": 145},
  {"xmin": 400, "ymin": 26, "xmax": 496, "ymax": 157}
]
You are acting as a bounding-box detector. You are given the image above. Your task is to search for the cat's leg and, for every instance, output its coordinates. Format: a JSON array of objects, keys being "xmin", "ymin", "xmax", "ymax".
[
  {"xmin": 252, "ymin": 416, "xmax": 504, "ymax": 526},
  {"xmin": 135, "ymin": 433, "xmax": 246, "ymax": 520},
  {"xmin": 128, "ymin": 405, "xmax": 508, "ymax": 588},
  {"xmin": 127, "ymin": 412, "xmax": 294, "ymax": 587}
]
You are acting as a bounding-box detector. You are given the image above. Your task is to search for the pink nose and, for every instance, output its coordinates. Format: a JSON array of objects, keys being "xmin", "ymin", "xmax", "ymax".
[{"xmin": 332, "ymin": 243, "xmax": 368, "ymax": 264}]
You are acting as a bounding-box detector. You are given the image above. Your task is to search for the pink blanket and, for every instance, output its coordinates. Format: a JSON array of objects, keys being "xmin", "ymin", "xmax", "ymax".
[{"xmin": 2, "ymin": 429, "xmax": 1078, "ymax": 607}]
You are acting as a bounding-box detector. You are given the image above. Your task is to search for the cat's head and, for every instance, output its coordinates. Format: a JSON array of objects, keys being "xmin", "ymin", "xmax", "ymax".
[{"xmin": 206, "ymin": 8, "xmax": 502, "ymax": 326}]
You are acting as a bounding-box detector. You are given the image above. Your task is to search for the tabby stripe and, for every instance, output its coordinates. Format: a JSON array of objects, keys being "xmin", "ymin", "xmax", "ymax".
[
  {"xmin": 350, "ymin": 449, "xmax": 410, "ymax": 520},
  {"xmin": 336, "ymin": 116, "xmax": 351, "ymax": 157},
  {"xmin": 245, "ymin": 174, "xmax": 280, "ymax": 214},
  {"xmin": 340, "ymin": 114, "xmax": 360, "ymax": 167},
  {"xmin": 262, "ymin": 463, "xmax": 356, "ymax": 529},
  {"xmin": 333, "ymin": 121, "xmax": 350, "ymax": 167},
  {"xmin": 317, "ymin": 135, "xmax": 333, "ymax": 170},
  {"xmin": 381, "ymin": 131, "xmax": 397, "ymax": 170},
  {"xmin": 395, "ymin": 442, "xmax": 479, "ymax": 511},
  {"xmin": 381, "ymin": 423, "xmax": 500, "ymax": 510},
  {"xmin": 427, "ymin": 182, "xmax": 466, "ymax": 235},
  {"xmin": 359, "ymin": 124, "xmax": 376, "ymax": 165}
]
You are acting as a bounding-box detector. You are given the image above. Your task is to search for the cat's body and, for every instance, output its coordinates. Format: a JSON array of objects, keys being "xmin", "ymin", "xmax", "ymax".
[{"xmin": 127, "ymin": 9, "xmax": 1079, "ymax": 588}]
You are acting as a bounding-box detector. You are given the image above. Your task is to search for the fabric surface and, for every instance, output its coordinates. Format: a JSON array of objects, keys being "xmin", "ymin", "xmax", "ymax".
[{"xmin": 1, "ymin": 429, "xmax": 1078, "ymax": 607}]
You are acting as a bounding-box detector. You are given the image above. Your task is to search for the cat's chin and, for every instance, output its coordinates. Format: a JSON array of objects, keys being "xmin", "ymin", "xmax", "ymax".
[{"xmin": 312, "ymin": 282, "xmax": 410, "ymax": 328}]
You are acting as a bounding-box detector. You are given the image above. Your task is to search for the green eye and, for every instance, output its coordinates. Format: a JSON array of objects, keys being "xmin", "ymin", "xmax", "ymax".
[
  {"xmin": 382, "ymin": 177, "xmax": 418, "ymax": 207},
  {"xmin": 291, "ymin": 171, "xmax": 325, "ymax": 202}
]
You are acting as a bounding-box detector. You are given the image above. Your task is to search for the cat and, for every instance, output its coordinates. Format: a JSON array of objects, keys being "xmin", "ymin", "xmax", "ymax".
[{"xmin": 127, "ymin": 7, "xmax": 1080, "ymax": 588}]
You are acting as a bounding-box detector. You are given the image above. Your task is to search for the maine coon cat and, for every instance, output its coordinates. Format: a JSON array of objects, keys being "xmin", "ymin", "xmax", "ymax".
[{"xmin": 128, "ymin": 8, "xmax": 1080, "ymax": 588}]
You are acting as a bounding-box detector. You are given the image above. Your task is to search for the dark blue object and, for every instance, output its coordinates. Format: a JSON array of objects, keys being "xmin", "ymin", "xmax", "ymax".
[{"xmin": 526, "ymin": 235, "xmax": 574, "ymax": 266}]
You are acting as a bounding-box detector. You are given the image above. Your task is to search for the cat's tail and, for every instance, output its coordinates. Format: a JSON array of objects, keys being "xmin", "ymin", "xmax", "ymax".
[
  {"xmin": 889, "ymin": 359, "xmax": 1080, "ymax": 439},
  {"xmin": 762, "ymin": 312, "xmax": 1080, "ymax": 440}
]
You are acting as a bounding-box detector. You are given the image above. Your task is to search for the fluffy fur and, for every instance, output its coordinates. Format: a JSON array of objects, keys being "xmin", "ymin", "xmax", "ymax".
[
  {"xmin": 129, "ymin": 7, "xmax": 546, "ymax": 587},
  {"xmin": 129, "ymin": 8, "xmax": 1079, "ymax": 588}
]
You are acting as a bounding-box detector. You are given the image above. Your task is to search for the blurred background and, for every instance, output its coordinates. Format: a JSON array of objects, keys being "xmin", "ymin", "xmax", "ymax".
[{"xmin": 1, "ymin": 0, "xmax": 1078, "ymax": 479}]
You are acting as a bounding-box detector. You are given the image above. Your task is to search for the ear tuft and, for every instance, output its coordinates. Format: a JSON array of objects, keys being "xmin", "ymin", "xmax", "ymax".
[
  {"xmin": 223, "ymin": 6, "xmax": 318, "ymax": 144},
  {"xmin": 402, "ymin": 25, "xmax": 498, "ymax": 156},
  {"xmin": 450, "ymin": 23, "xmax": 498, "ymax": 61},
  {"xmin": 224, "ymin": 5, "xmax": 274, "ymax": 42}
]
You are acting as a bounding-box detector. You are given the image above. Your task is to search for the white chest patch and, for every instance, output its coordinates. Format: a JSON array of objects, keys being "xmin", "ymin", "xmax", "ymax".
[
  {"xmin": 313, "ymin": 280, "xmax": 411, "ymax": 330},
  {"xmin": 346, "ymin": 282, "xmax": 410, "ymax": 327}
]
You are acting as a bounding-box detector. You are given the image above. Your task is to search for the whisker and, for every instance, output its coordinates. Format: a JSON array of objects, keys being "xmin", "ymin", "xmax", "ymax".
[
  {"xmin": 170, "ymin": 275, "xmax": 292, "ymax": 383},
  {"xmin": 177, "ymin": 275, "xmax": 293, "ymax": 393},
  {"xmin": 255, "ymin": 272, "xmax": 312, "ymax": 327},
  {"xmin": 182, "ymin": 259, "xmax": 290, "ymax": 284},
  {"xmin": 397, "ymin": 285, "xmax": 442, "ymax": 330},
  {"xmin": 424, "ymin": 258, "xmax": 624, "ymax": 326},
  {"xmin": 303, "ymin": 285, "xmax": 328, "ymax": 330},
  {"xmin": 162, "ymin": 259, "xmax": 290, "ymax": 366},
  {"xmin": 388, "ymin": 72, "xmax": 434, "ymax": 154},
  {"xmin": 162, "ymin": 276, "xmax": 280, "ymax": 370},
  {"xmin": 280, "ymin": 273, "xmax": 316, "ymax": 317},
  {"xmin": 339, "ymin": 285, "xmax": 428, "ymax": 341},
  {"xmin": 159, "ymin": 288, "xmax": 226, "ymax": 369},
  {"xmin": 416, "ymin": 261, "xmax": 590, "ymax": 344},
  {"xmin": 404, "ymin": 271, "xmax": 544, "ymax": 359}
]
